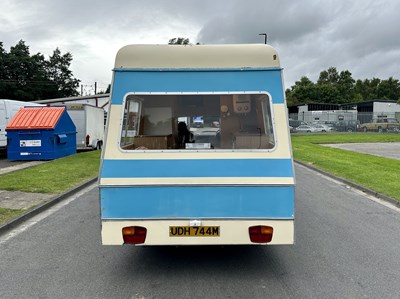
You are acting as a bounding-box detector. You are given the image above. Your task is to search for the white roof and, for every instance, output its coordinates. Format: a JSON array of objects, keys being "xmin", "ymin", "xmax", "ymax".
[{"xmin": 114, "ymin": 44, "xmax": 280, "ymax": 69}]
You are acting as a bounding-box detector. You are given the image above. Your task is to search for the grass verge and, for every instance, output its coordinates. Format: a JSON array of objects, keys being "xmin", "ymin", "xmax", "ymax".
[
  {"xmin": 0, "ymin": 150, "xmax": 101, "ymax": 193},
  {"xmin": 291, "ymin": 133, "xmax": 400, "ymax": 201},
  {"xmin": 0, "ymin": 207, "xmax": 25, "ymax": 224},
  {"xmin": 0, "ymin": 150, "xmax": 101, "ymax": 226}
]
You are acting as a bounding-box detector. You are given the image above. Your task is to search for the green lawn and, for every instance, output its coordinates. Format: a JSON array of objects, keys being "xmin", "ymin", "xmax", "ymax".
[
  {"xmin": 0, "ymin": 207, "xmax": 25, "ymax": 224},
  {"xmin": 0, "ymin": 150, "xmax": 101, "ymax": 225},
  {"xmin": 0, "ymin": 150, "xmax": 101, "ymax": 194},
  {"xmin": 291, "ymin": 133, "xmax": 400, "ymax": 201}
]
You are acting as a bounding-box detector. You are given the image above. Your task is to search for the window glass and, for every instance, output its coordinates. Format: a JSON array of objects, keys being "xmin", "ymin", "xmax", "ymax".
[
  {"xmin": 120, "ymin": 93, "xmax": 275, "ymax": 150},
  {"xmin": 120, "ymin": 97, "xmax": 141, "ymax": 147}
]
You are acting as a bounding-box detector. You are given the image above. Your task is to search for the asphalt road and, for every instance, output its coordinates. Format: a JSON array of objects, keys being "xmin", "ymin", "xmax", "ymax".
[{"xmin": 0, "ymin": 165, "xmax": 399, "ymax": 299}]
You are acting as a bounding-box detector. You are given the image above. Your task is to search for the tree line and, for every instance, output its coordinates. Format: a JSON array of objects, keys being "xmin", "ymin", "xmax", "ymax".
[
  {"xmin": 2, "ymin": 39, "xmax": 400, "ymax": 105},
  {"xmin": 0, "ymin": 40, "xmax": 80, "ymax": 101},
  {"xmin": 285, "ymin": 67, "xmax": 400, "ymax": 107}
]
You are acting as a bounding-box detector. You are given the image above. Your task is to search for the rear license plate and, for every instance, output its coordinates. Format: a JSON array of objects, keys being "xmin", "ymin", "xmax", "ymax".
[{"xmin": 169, "ymin": 226, "xmax": 220, "ymax": 237}]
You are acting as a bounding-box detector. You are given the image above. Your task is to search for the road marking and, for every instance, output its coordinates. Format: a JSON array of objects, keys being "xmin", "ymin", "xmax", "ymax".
[{"xmin": 0, "ymin": 184, "xmax": 96, "ymax": 245}]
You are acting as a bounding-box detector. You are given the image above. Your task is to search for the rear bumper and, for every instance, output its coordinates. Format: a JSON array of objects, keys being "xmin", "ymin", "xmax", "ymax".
[{"xmin": 101, "ymin": 219, "xmax": 294, "ymax": 246}]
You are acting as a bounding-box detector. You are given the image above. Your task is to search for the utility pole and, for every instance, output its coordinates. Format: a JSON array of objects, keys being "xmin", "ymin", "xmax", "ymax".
[
  {"xmin": 94, "ymin": 82, "xmax": 97, "ymax": 95},
  {"xmin": 259, "ymin": 33, "xmax": 267, "ymax": 44}
]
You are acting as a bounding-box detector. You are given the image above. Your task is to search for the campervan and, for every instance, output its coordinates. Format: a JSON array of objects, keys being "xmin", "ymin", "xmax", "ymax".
[{"xmin": 99, "ymin": 44, "xmax": 295, "ymax": 246}]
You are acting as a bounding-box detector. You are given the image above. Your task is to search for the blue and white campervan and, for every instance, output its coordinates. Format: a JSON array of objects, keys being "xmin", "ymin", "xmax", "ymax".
[{"xmin": 99, "ymin": 44, "xmax": 295, "ymax": 246}]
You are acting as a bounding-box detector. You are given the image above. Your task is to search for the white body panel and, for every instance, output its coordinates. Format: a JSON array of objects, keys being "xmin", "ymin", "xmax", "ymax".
[
  {"xmin": 0, "ymin": 99, "xmax": 43, "ymax": 147},
  {"xmin": 66, "ymin": 104, "xmax": 104, "ymax": 149},
  {"xmin": 102, "ymin": 219, "xmax": 294, "ymax": 245}
]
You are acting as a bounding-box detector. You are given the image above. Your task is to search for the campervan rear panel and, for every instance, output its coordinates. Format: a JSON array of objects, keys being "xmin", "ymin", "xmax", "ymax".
[{"xmin": 99, "ymin": 44, "xmax": 295, "ymax": 246}]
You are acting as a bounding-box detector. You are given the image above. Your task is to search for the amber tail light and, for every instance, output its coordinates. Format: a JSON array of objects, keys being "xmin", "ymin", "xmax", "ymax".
[
  {"xmin": 122, "ymin": 226, "xmax": 147, "ymax": 244},
  {"xmin": 248, "ymin": 225, "xmax": 273, "ymax": 243}
]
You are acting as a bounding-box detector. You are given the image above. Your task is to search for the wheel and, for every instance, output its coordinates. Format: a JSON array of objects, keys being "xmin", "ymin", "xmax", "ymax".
[{"xmin": 347, "ymin": 128, "xmax": 353, "ymax": 132}]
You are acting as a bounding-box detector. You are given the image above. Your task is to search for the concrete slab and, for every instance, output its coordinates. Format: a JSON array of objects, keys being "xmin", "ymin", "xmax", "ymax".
[
  {"xmin": 0, "ymin": 161, "xmax": 46, "ymax": 175},
  {"xmin": 0, "ymin": 190, "xmax": 53, "ymax": 210},
  {"xmin": 321, "ymin": 142, "xmax": 400, "ymax": 160}
]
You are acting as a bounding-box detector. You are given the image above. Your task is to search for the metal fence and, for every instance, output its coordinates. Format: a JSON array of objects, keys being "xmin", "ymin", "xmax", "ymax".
[
  {"xmin": 288, "ymin": 111, "xmax": 400, "ymax": 133},
  {"xmin": 289, "ymin": 111, "xmax": 400, "ymax": 125}
]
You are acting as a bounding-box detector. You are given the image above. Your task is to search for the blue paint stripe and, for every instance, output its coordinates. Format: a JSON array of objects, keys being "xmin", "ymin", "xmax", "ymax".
[
  {"xmin": 101, "ymin": 159, "xmax": 293, "ymax": 178},
  {"xmin": 110, "ymin": 70, "xmax": 285, "ymax": 105},
  {"xmin": 100, "ymin": 186, "xmax": 294, "ymax": 219}
]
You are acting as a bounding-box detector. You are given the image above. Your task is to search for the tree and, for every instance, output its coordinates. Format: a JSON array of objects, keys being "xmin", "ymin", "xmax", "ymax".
[
  {"xmin": 353, "ymin": 79, "xmax": 366, "ymax": 102},
  {"xmin": 0, "ymin": 42, "xmax": 11, "ymax": 98},
  {"xmin": 317, "ymin": 67, "xmax": 339, "ymax": 85},
  {"xmin": 361, "ymin": 78, "xmax": 381, "ymax": 101},
  {"xmin": 376, "ymin": 77, "xmax": 400, "ymax": 101},
  {"xmin": 337, "ymin": 70, "xmax": 355, "ymax": 103},
  {"xmin": 315, "ymin": 84, "xmax": 341, "ymax": 103},
  {"xmin": 46, "ymin": 48, "xmax": 80, "ymax": 98},
  {"xmin": 0, "ymin": 42, "xmax": 7, "ymax": 80},
  {"xmin": 0, "ymin": 40, "xmax": 46, "ymax": 100},
  {"xmin": 286, "ymin": 76, "xmax": 317, "ymax": 106},
  {"xmin": 168, "ymin": 38, "xmax": 200, "ymax": 45},
  {"xmin": 0, "ymin": 40, "xmax": 80, "ymax": 101},
  {"xmin": 286, "ymin": 66, "xmax": 400, "ymax": 106},
  {"xmin": 168, "ymin": 38, "xmax": 190, "ymax": 45},
  {"xmin": 316, "ymin": 67, "xmax": 355, "ymax": 103}
]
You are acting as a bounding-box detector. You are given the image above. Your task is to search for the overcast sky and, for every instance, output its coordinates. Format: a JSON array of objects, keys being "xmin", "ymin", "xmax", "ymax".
[{"xmin": 1, "ymin": 0, "xmax": 399, "ymax": 94}]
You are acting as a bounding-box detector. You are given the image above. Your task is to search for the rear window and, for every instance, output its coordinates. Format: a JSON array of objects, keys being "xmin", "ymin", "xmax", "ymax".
[{"xmin": 120, "ymin": 93, "xmax": 275, "ymax": 151}]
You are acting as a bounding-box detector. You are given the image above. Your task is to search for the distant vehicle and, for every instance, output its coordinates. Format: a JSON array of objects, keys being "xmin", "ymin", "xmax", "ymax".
[
  {"xmin": 360, "ymin": 118, "xmax": 400, "ymax": 132},
  {"xmin": 313, "ymin": 124, "xmax": 333, "ymax": 132},
  {"xmin": 313, "ymin": 121, "xmax": 336, "ymax": 129},
  {"xmin": 289, "ymin": 119, "xmax": 307, "ymax": 128},
  {"xmin": 0, "ymin": 99, "xmax": 44, "ymax": 148},
  {"xmin": 296, "ymin": 125, "xmax": 316, "ymax": 133},
  {"xmin": 65, "ymin": 104, "xmax": 105, "ymax": 150},
  {"xmin": 49, "ymin": 103, "xmax": 105, "ymax": 150},
  {"xmin": 333, "ymin": 120, "xmax": 360, "ymax": 132}
]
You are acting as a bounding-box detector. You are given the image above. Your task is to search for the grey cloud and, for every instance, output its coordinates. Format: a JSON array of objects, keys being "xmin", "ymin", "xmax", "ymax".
[
  {"xmin": 1, "ymin": 0, "xmax": 399, "ymax": 88},
  {"xmin": 197, "ymin": 1, "xmax": 330, "ymax": 44}
]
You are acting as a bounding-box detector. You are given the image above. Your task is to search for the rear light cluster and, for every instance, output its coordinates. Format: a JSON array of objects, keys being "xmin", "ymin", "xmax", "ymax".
[
  {"xmin": 248, "ymin": 225, "xmax": 273, "ymax": 243},
  {"xmin": 122, "ymin": 226, "xmax": 147, "ymax": 244},
  {"xmin": 122, "ymin": 225, "xmax": 273, "ymax": 244}
]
